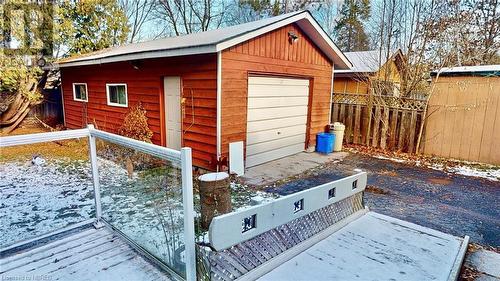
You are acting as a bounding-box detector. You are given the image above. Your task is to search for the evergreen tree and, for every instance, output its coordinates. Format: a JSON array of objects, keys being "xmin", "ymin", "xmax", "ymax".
[
  {"xmin": 56, "ymin": 0, "xmax": 130, "ymax": 56},
  {"xmin": 334, "ymin": 0, "xmax": 370, "ymax": 52}
]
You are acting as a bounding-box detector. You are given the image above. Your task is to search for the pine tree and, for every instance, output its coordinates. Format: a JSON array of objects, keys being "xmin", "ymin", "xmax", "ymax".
[{"xmin": 333, "ymin": 0, "xmax": 370, "ymax": 52}]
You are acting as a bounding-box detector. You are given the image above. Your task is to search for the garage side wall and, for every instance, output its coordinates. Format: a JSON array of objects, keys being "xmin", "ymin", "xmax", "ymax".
[
  {"xmin": 61, "ymin": 54, "xmax": 217, "ymax": 169},
  {"xmin": 220, "ymin": 23, "xmax": 333, "ymax": 161}
]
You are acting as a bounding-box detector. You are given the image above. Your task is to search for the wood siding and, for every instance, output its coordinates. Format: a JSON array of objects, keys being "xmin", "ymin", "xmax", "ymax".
[
  {"xmin": 220, "ymin": 23, "xmax": 333, "ymax": 161},
  {"xmin": 61, "ymin": 54, "xmax": 217, "ymax": 169},
  {"xmin": 333, "ymin": 59, "xmax": 401, "ymax": 96}
]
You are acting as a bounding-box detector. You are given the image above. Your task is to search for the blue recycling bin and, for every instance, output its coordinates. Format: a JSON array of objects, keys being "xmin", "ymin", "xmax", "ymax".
[{"xmin": 316, "ymin": 133, "xmax": 335, "ymax": 154}]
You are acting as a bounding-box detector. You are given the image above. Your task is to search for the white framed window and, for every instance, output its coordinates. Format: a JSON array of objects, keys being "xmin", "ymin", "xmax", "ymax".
[
  {"xmin": 72, "ymin": 83, "xmax": 88, "ymax": 102},
  {"xmin": 106, "ymin": 83, "xmax": 128, "ymax": 107}
]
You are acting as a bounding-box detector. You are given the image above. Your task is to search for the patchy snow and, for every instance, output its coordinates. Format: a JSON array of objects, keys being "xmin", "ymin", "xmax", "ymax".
[
  {"xmin": 0, "ymin": 159, "xmax": 94, "ymax": 247},
  {"xmin": 0, "ymin": 154, "xmax": 187, "ymax": 276},
  {"xmin": 373, "ymin": 155, "xmax": 407, "ymax": 163},
  {"xmin": 373, "ymin": 154, "xmax": 500, "ymax": 182},
  {"xmin": 447, "ymin": 165, "xmax": 500, "ymax": 182}
]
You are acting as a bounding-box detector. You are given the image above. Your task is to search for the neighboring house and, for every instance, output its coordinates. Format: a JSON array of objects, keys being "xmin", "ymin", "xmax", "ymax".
[
  {"xmin": 57, "ymin": 11, "xmax": 352, "ymax": 170},
  {"xmin": 424, "ymin": 65, "xmax": 500, "ymax": 165},
  {"xmin": 333, "ymin": 49, "xmax": 404, "ymax": 97}
]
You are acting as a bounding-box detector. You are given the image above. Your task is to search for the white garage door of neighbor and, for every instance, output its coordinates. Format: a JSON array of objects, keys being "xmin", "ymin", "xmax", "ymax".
[{"xmin": 246, "ymin": 76, "xmax": 310, "ymax": 167}]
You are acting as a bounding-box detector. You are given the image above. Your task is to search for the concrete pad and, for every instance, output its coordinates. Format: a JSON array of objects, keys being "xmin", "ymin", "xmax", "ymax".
[
  {"xmin": 466, "ymin": 249, "xmax": 500, "ymax": 278},
  {"xmin": 241, "ymin": 152, "xmax": 348, "ymax": 187}
]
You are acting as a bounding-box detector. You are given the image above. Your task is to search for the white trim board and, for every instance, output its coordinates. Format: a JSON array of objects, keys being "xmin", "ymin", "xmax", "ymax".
[
  {"xmin": 216, "ymin": 51, "xmax": 222, "ymax": 163},
  {"xmin": 105, "ymin": 83, "xmax": 128, "ymax": 107}
]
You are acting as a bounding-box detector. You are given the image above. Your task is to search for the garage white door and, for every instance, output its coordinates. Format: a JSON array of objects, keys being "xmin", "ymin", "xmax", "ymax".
[{"xmin": 246, "ymin": 76, "xmax": 310, "ymax": 167}]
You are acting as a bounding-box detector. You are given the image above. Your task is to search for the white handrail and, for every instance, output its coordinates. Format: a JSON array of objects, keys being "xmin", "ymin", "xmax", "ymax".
[
  {"xmin": 209, "ymin": 172, "xmax": 367, "ymax": 251},
  {"xmin": 0, "ymin": 128, "xmax": 89, "ymax": 147},
  {"xmin": 89, "ymin": 128, "xmax": 181, "ymax": 162}
]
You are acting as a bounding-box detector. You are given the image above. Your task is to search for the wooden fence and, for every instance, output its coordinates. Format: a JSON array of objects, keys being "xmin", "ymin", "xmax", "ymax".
[
  {"xmin": 331, "ymin": 93, "xmax": 427, "ymax": 153},
  {"xmin": 29, "ymin": 89, "xmax": 63, "ymax": 123},
  {"xmin": 423, "ymin": 76, "xmax": 500, "ymax": 165}
]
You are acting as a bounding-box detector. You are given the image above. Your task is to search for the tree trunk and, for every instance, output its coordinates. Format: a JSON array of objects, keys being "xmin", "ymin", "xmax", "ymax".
[
  {"xmin": 0, "ymin": 92, "xmax": 24, "ymax": 122},
  {"xmin": 0, "ymin": 97, "xmax": 31, "ymax": 126},
  {"xmin": 2, "ymin": 107, "xmax": 31, "ymax": 134}
]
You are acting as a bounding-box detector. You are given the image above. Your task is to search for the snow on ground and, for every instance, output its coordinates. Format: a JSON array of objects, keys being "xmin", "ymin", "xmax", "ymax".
[
  {"xmin": 372, "ymin": 154, "xmax": 500, "ymax": 182},
  {"xmin": 0, "ymin": 159, "xmax": 94, "ymax": 247},
  {"xmin": 1, "ymin": 152, "xmax": 279, "ymax": 275},
  {"xmin": 373, "ymin": 155, "xmax": 407, "ymax": 163},
  {"xmin": 0, "ymin": 155, "xmax": 187, "ymax": 275}
]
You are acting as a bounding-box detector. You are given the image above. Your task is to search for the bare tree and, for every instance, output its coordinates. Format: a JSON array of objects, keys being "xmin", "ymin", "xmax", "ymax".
[
  {"xmin": 154, "ymin": 0, "xmax": 228, "ymax": 36},
  {"xmin": 120, "ymin": 0, "xmax": 156, "ymax": 43}
]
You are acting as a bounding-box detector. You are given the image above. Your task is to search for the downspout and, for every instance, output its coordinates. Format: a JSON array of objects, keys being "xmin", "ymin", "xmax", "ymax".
[
  {"xmin": 216, "ymin": 51, "xmax": 222, "ymax": 171},
  {"xmin": 60, "ymin": 73, "xmax": 66, "ymax": 127},
  {"xmin": 328, "ymin": 65, "xmax": 334, "ymax": 125}
]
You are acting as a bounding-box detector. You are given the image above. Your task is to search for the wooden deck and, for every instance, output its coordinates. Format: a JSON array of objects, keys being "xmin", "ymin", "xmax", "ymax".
[
  {"xmin": 258, "ymin": 212, "xmax": 467, "ymax": 281},
  {"xmin": 0, "ymin": 227, "xmax": 172, "ymax": 281}
]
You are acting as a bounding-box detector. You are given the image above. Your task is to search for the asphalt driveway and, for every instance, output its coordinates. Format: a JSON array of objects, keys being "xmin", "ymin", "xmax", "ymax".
[{"xmin": 265, "ymin": 153, "xmax": 500, "ymax": 247}]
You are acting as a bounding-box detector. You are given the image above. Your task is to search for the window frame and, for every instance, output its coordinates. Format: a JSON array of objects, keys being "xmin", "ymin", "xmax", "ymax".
[
  {"xmin": 106, "ymin": 83, "xmax": 128, "ymax": 107},
  {"xmin": 72, "ymin": 83, "xmax": 88, "ymax": 102}
]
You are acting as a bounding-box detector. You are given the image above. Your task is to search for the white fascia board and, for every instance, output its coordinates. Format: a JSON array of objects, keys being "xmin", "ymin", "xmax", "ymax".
[{"xmin": 57, "ymin": 45, "xmax": 217, "ymax": 68}]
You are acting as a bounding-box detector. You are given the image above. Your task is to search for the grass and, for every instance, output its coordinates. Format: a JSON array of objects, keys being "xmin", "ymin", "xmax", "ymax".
[{"xmin": 0, "ymin": 126, "xmax": 89, "ymax": 163}]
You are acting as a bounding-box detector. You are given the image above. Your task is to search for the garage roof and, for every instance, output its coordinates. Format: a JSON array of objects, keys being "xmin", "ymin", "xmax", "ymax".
[
  {"xmin": 57, "ymin": 11, "xmax": 352, "ymax": 69},
  {"xmin": 431, "ymin": 65, "xmax": 500, "ymax": 77},
  {"xmin": 334, "ymin": 49, "xmax": 403, "ymax": 75}
]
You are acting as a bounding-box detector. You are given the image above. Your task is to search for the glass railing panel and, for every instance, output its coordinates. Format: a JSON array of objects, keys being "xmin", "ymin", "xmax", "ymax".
[
  {"xmin": 0, "ymin": 137, "xmax": 94, "ymax": 248},
  {"xmin": 95, "ymin": 139, "xmax": 186, "ymax": 277}
]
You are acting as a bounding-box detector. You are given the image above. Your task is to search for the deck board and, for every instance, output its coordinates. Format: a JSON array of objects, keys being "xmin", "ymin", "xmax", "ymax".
[
  {"xmin": 259, "ymin": 212, "xmax": 465, "ymax": 281},
  {"xmin": 0, "ymin": 227, "xmax": 172, "ymax": 281}
]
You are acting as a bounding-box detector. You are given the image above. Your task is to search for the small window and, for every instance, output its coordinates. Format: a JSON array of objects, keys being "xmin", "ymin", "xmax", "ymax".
[
  {"xmin": 352, "ymin": 180, "xmax": 358, "ymax": 190},
  {"xmin": 73, "ymin": 83, "xmax": 88, "ymax": 102},
  {"xmin": 106, "ymin": 84, "xmax": 128, "ymax": 107}
]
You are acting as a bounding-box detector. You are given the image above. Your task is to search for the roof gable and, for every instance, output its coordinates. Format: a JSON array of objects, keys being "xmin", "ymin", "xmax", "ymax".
[
  {"xmin": 335, "ymin": 49, "xmax": 403, "ymax": 74},
  {"xmin": 58, "ymin": 11, "xmax": 351, "ymax": 69}
]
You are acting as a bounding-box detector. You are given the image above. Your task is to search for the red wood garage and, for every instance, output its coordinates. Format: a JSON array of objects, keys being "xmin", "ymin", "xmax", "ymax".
[{"xmin": 58, "ymin": 11, "xmax": 352, "ymax": 170}]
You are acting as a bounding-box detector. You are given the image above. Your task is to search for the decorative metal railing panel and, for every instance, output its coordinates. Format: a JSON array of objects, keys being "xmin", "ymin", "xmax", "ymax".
[
  {"xmin": 197, "ymin": 193, "xmax": 365, "ymax": 281},
  {"xmin": 196, "ymin": 173, "xmax": 367, "ymax": 281}
]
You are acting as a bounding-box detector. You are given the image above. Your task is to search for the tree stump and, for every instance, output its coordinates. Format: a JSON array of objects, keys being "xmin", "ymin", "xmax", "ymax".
[{"xmin": 198, "ymin": 172, "xmax": 231, "ymax": 230}]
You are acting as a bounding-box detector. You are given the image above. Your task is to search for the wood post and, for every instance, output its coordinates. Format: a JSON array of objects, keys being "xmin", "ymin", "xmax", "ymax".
[{"xmin": 199, "ymin": 172, "xmax": 232, "ymax": 230}]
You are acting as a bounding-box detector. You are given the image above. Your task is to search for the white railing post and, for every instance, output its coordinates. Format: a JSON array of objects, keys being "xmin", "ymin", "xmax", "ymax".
[
  {"xmin": 88, "ymin": 124, "xmax": 104, "ymax": 228},
  {"xmin": 181, "ymin": 147, "xmax": 196, "ymax": 281}
]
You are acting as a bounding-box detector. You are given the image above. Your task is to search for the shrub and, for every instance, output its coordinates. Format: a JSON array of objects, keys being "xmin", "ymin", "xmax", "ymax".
[{"xmin": 118, "ymin": 103, "xmax": 153, "ymax": 143}]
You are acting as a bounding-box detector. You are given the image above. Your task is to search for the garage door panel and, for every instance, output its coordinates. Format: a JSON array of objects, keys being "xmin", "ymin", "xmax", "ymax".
[
  {"xmin": 246, "ymin": 143, "xmax": 306, "ymax": 168},
  {"xmin": 247, "ymin": 125, "xmax": 306, "ymax": 145},
  {"xmin": 246, "ymin": 134, "xmax": 306, "ymax": 156},
  {"xmin": 249, "ymin": 77, "xmax": 310, "ymax": 86},
  {"xmin": 247, "ymin": 106, "xmax": 308, "ymax": 122},
  {"xmin": 248, "ymin": 96, "xmax": 309, "ymax": 109},
  {"xmin": 248, "ymin": 85, "xmax": 309, "ymax": 97},
  {"xmin": 247, "ymin": 116, "xmax": 307, "ymax": 133},
  {"xmin": 246, "ymin": 76, "xmax": 310, "ymax": 167}
]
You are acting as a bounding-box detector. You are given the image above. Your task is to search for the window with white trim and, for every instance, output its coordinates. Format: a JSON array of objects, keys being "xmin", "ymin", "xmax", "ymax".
[
  {"xmin": 72, "ymin": 83, "xmax": 88, "ymax": 102},
  {"xmin": 106, "ymin": 84, "xmax": 128, "ymax": 107}
]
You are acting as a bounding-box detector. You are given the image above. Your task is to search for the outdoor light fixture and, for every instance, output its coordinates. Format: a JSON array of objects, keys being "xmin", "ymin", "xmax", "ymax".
[
  {"xmin": 131, "ymin": 60, "xmax": 141, "ymax": 70},
  {"xmin": 288, "ymin": 31, "xmax": 299, "ymax": 44}
]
